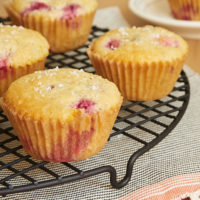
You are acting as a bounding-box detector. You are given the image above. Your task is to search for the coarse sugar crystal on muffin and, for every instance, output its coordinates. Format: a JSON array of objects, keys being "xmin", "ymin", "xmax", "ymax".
[
  {"xmin": 0, "ymin": 68, "xmax": 123, "ymax": 162},
  {"xmin": 168, "ymin": 0, "xmax": 200, "ymax": 21},
  {"xmin": 87, "ymin": 25, "xmax": 188, "ymax": 101},
  {"xmin": 5, "ymin": 0, "xmax": 98, "ymax": 53},
  {"xmin": 0, "ymin": 24, "xmax": 49, "ymax": 97}
]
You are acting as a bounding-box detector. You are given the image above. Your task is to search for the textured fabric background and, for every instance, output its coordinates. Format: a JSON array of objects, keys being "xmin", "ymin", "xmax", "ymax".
[{"xmin": 1, "ymin": 7, "xmax": 200, "ymax": 200}]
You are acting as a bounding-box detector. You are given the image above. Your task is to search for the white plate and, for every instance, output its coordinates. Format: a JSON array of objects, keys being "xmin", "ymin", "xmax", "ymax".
[{"xmin": 129, "ymin": 0, "xmax": 200, "ymax": 39}]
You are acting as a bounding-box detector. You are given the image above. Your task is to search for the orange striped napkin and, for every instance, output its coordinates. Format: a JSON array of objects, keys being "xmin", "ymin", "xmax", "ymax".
[{"xmin": 119, "ymin": 173, "xmax": 200, "ymax": 200}]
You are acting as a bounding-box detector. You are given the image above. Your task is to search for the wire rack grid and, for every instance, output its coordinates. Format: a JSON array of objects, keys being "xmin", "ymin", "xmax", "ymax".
[{"xmin": 0, "ymin": 19, "xmax": 190, "ymax": 197}]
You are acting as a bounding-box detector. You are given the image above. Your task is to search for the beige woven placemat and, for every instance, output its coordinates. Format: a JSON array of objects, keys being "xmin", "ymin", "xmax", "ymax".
[{"xmin": 1, "ymin": 7, "xmax": 200, "ymax": 200}]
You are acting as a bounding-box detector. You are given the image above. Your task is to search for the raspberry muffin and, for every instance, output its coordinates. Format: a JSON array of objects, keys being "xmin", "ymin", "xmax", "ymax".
[
  {"xmin": 168, "ymin": 0, "xmax": 200, "ymax": 20},
  {"xmin": 87, "ymin": 26, "xmax": 188, "ymax": 101},
  {"xmin": 0, "ymin": 24, "xmax": 49, "ymax": 97},
  {"xmin": 5, "ymin": 0, "xmax": 98, "ymax": 53},
  {"xmin": 0, "ymin": 68, "xmax": 122, "ymax": 162}
]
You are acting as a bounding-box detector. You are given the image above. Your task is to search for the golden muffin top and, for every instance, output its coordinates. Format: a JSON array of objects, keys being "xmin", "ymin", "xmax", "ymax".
[
  {"xmin": 12, "ymin": 0, "xmax": 98, "ymax": 19},
  {"xmin": 2, "ymin": 68, "xmax": 122, "ymax": 120},
  {"xmin": 88, "ymin": 26, "xmax": 188, "ymax": 63},
  {"xmin": 0, "ymin": 24, "xmax": 49, "ymax": 67}
]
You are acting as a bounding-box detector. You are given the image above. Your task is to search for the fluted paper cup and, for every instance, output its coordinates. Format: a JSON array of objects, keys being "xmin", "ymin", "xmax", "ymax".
[
  {"xmin": 0, "ymin": 98, "xmax": 121, "ymax": 162},
  {"xmin": 87, "ymin": 48, "xmax": 187, "ymax": 101},
  {"xmin": 168, "ymin": 0, "xmax": 200, "ymax": 20},
  {"xmin": 0, "ymin": 59, "xmax": 45, "ymax": 97}
]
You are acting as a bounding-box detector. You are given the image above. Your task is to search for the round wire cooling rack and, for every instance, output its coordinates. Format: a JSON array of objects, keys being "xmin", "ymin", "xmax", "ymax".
[{"xmin": 0, "ymin": 18, "xmax": 190, "ymax": 197}]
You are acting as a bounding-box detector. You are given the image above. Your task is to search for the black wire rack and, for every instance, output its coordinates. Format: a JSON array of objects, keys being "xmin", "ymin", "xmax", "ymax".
[{"xmin": 0, "ymin": 18, "xmax": 190, "ymax": 197}]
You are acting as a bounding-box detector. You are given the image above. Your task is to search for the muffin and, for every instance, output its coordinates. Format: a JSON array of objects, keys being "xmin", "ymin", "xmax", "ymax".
[
  {"xmin": 87, "ymin": 26, "xmax": 188, "ymax": 101},
  {"xmin": 0, "ymin": 68, "xmax": 122, "ymax": 162},
  {"xmin": 0, "ymin": 24, "xmax": 49, "ymax": 97},
  {"xmin": 168, "ymin": 0, "xmax": 200, "ymax": 20},
  {"xmin": 5, "ymin": 0, "xmax": 98, "ymax": 53}
]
